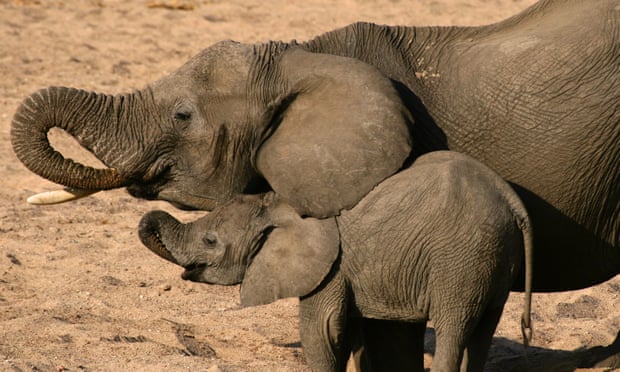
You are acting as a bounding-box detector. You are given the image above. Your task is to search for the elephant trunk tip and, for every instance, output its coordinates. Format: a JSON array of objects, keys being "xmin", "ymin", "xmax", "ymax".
[
  {"xmin": 11, "ymin": 86, "xmax": 130, "ymax": 192},
  {"xmin": 138, "ymin": 211, "xmax": 181, "ymax": 265}
]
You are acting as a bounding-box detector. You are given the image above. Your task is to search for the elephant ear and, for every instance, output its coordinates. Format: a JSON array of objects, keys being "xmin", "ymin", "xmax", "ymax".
[
  {"xmin": 256, "ymin": 48, "xmax": 413, "ymax": 218},
  {"xmin": 240, "ymin": 201, "xmax": 340, "ymax": 307}
]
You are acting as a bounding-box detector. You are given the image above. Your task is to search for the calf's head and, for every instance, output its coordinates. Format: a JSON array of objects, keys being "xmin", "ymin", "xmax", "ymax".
[{"xmin": 138, "ymin": 192, "xmax": 339, "ymax": 306}]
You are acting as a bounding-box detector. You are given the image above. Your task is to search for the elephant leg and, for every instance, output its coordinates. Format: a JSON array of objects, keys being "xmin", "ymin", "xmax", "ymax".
[
  {"xmin": 299, "ymin": 268, "xmax": 350, "ymax": 372},
  {"xmin": 432, "ymin": 323, "xmax": 467, "ymax": 372},
  {"xmin": 460, "ymin": 305, "xmax": 505, "ymax": 372},
  {"xmin": 351, "ymin": 319, "xmax": 425, "ymax": 372}
]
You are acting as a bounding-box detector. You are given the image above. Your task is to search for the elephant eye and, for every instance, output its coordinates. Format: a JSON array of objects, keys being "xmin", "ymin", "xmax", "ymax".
[
  {"xmin": 174, "ymin": 110, "xmax": 191, "ymax": 121},
  {"xmin": 203, "ymin": 233, "xmax": 218, "ymax": 246}
]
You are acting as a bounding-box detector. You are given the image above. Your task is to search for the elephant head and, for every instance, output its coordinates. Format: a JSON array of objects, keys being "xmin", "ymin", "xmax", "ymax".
[
  {"xmin": 138, "ymin": 192, "xmax": 340, "ymax": 306},
  {"xmin": 12, "ymin": 41, "xmax": 412, "ymax": 216}
]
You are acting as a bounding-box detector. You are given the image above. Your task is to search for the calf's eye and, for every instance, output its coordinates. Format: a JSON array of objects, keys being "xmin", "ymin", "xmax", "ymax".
[{"xmin": 203, "ymin": 233, "xmax": 217, "ymax": 246}]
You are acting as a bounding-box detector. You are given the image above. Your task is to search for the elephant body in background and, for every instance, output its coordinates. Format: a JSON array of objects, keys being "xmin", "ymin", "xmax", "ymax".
[
  {"xmin": 138, "ymin": 151, "xmax": 534, "ymax": 372},
  {"xmin": 11, "ymin": 0, "xmax": 618, "ymax": 293}
]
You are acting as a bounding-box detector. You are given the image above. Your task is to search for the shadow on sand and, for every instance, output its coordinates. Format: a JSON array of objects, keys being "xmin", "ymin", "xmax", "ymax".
[{"xmin": 423, "ymin": 328, "xmax": 620, "ymax": 371}]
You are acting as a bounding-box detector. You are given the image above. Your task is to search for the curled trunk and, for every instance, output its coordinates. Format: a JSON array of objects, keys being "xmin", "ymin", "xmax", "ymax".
[
  {"xmin": 138, "ymin": 210, "xmax": 188, "ymax": 266},
  {"xmin": 11, "ymin": 86, "xmax": 129, "ymax": 190}
]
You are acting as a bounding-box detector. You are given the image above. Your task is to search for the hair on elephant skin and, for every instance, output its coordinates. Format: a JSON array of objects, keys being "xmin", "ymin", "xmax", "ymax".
[{"xmin": 138, "ymin": 151, "xmax": 534, "ymax": 372}]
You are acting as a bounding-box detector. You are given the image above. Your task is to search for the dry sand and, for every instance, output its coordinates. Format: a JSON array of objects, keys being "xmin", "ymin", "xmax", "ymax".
[{"xmin": 1, "ymin": 0, "xmax": 619, "ymax": 371}]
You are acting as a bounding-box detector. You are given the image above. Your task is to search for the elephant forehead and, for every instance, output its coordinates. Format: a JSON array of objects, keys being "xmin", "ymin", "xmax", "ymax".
[{"xmin": 152, "ymin": 42, "xmax": 253, "ymax": 94}]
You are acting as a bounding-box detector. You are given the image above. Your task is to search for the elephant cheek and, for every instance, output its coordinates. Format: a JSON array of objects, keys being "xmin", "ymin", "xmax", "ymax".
[
  {"xmin": 157, "ymin": 187, "xmax": 220, "ymax": 211},
  {"xmin": 185, "ymin": 266, "xmax": 244, "ymax": 286}
]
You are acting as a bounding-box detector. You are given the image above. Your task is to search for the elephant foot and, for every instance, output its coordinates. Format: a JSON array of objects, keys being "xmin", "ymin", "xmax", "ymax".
[
  {"xmin": 579, "ymin": 330, "xmax": 620, "ymax": 368},
  {"xmin": 593, "ymin": 353, "xmax": 620, "ymax": 369}
]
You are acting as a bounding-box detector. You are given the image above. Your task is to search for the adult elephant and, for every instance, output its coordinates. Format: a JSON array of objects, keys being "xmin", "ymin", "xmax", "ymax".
[{"xmin": 11, "ymin": 0, "xmax": 619, "ymax": 295}]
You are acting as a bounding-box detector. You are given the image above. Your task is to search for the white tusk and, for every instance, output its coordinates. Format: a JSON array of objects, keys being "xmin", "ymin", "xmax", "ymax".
[{"xmin": 27, "ymin": 188, "xmax": 99, "ymax": 205}]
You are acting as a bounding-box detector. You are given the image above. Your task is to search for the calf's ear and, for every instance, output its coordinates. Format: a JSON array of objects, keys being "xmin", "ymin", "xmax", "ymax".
[{"xmin": 240, "ymin": 203, "xmax": 339, "ymax": 307}]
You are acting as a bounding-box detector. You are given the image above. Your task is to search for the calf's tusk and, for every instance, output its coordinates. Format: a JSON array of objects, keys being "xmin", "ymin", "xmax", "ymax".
[{"xmin": 27, "ymin": 188, "xmax": 99, "ymax": 205}]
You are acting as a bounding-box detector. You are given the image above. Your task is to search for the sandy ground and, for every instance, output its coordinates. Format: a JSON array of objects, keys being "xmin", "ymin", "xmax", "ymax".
[{"xmin": 1, "ymin": 0, "xmax": 619, "ymax": 371}]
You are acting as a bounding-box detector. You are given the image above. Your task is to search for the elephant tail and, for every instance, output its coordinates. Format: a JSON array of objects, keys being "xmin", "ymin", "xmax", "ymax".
[{"xmin": 516, "ymin": 212, "xmax": 534, "ymax": 348}]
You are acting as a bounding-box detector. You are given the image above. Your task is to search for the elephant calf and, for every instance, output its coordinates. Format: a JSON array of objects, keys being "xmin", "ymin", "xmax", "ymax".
[{"xmin": 139, "ymin": 151, "xmax": 533, "ymax": 372}]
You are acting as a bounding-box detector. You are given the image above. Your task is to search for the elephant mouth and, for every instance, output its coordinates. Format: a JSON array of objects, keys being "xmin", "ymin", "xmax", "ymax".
[
  {"xmin": 127, "ymin": 162, "xmax": 181, "ymax": 204},
  {"xmin": 181, "ymin": 263, "xmax": 208, "ymax": 281}
]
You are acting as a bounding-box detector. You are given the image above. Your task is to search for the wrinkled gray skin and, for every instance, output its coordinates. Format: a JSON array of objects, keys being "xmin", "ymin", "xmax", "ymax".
[
  {"xmin": 11, "ymin": 47, "xmax": 412, "ymax": 218},
  {"xmin": 11, "ymin": 0, "xmax": 619, "ymax": 368},
  {"xmin": 11, "ymin": 0, "xmax": 618, "ymax": 294},
  {"xmin": 139, "ymin": 151, "xmax": 534, "ymax": 372}
]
